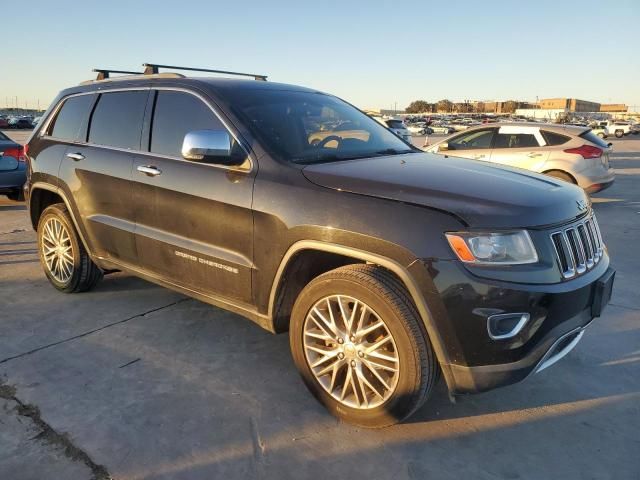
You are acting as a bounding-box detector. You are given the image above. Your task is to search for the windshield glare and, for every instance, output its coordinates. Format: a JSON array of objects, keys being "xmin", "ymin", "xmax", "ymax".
[{"xmin": 228, "ymin": 90, "xmax": 414, "ymax": 164}]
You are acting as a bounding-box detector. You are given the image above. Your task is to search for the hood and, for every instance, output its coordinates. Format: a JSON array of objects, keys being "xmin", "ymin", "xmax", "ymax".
[{"xmin": 302, "ymin": 152, "xmax": 590, "ymax": 228}]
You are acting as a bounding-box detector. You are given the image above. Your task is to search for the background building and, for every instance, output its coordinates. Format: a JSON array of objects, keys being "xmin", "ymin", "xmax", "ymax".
[
  {"xmin": 538, "ymin": 98, "xmax": 601, "ymax": 112},
  {"xmin": 600, "ymin": 103, "xmax": 628, "ymax": 113}
]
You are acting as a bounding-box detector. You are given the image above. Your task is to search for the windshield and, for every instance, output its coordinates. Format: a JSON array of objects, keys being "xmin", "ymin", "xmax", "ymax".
[
  {"xmin": 580, "ymin": 129, "xmax": 610, "ymax": 148},
  {"xmin": 227, "ymin": 89, "xmax": 415, "ymax": 164}
]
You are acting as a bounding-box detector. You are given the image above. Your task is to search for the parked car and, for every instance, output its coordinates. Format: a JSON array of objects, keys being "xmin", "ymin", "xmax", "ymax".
[
  {"xmin": 606, "ymin": 121, "xmax": 632, "ymax": 138},
  {"xmin": 8, "ymin": 118, "xmax": 33, "ymax": 129},
  {"xmin": 378, "ymin": 117, "xmax": 412, "ymax": 142},
  {"xmin": 592, "ymin": 126, "xmax": 608, "ymax": 139},
  {"xmin": 0, "ymin": 117, "xmax": 9, "ymax": 129},
  {"xmin": 25, "ymin": 66, "xmax": 614, "ymax": 427},
  {"xmin": 425, "ymin": 123, "xmax": 614, "ymax": 194},
  {"xmin": 407, "ymin": 122, "xmax": 429, "ymax": 135},
  {"xmin": 0, "ymin": 131, "xmax": 26, "ymax": 201},
  {"xmin": 429, "ymin": 124, "xmax": 456, "ymax": 134}
]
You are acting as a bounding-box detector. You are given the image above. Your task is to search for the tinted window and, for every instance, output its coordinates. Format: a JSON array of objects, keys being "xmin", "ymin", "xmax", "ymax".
[
  {"xmin": 88, "ymin": 91, "xmax": 148, "ymax": 149},
  {"xmin": 494, "ymin": 133, "xmax": 539, "ymax": 149},
  {"xmin": 448, "ymin": 129, "xmax": 495, "ymax": 150},
  {"xmin": 150, "ymin": 91, "xmax": 224, "ymax": 158},
  {"xmin": 50, "ymin": 95, "xmax": 94, "ymax": 141},
  {"xmin": 541, "ymin": 131, "xmax": 570, "ymax": 146},
  {"xmin": 580, "ymin": 130, "xmax": 610, "ymax": 148}
]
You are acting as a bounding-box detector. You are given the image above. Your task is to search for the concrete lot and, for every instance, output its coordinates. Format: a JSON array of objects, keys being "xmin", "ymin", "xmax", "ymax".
[{"xmin": 1, "ymin": 130, "xmax": 639, "ymax": 480}]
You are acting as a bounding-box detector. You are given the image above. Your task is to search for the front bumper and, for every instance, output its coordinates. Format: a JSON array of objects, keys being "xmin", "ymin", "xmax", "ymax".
[{"xmin": 417, "ymin": 255, "xmax": 615, "ymax": 394}]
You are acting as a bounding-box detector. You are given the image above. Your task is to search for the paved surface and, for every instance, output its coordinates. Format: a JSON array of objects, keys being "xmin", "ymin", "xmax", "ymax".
[{"xmin": 1, "ymin": 130, "xmax": 639, "ymax": 480}]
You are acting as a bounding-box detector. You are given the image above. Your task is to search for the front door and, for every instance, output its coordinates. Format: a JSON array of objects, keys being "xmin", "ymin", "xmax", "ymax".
[
  {"xmin": 438, "ymin": 127, "xmax": 496, "ymax": 161},
  {"xmin": 132, "ymin": 89, "xmax": 254, "ymax": 304}
]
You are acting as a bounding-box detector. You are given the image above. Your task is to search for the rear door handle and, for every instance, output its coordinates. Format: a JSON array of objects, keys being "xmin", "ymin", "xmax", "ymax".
[
  {"xmin": 527, "ymin": 152, "xmax": 543, "ymax": 158},
  {"xmin": 66, "ymin": 152, "xmax": 85, "ymax": 161},
  {"xmin": 137, "ymin": 165, "xmax": 162, "ymax": 177},
  {"xmin": 472, "ymin": 154, "xmax": 486, "ymax": 159}
]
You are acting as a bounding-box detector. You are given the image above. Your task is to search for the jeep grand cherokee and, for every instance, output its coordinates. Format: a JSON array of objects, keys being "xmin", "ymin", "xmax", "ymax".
[{"xmin": 24, "ymin": 64, "xmax": 615, "ymax": 427}]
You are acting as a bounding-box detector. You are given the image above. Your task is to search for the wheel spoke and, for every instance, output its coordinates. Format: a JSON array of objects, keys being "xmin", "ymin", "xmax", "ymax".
[
  {"xmin": 356, "ymin": 319, "xmax": 384, "ymax": 339},
  {"xmin": 362, "ymin": 360, "xmax": 391, "ymax": 390},
  {"xmin": 41, "ymin": 218, "xmax": 74, "ymax": 284},
  {"xmin": 365, "ymin": 335, "xmax": 392, "ymax": 353}
]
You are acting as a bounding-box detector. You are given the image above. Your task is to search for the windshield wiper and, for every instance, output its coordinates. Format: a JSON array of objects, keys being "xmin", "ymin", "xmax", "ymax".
[{"xmin": 372, "ymin": 148, "xmax": 417, "ymax": 156}]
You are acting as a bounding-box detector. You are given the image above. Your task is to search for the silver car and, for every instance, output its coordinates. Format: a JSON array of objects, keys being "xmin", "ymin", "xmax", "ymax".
[{"xmin": 424, "ymin": 123, "xmax": 615, "ymax": 193}]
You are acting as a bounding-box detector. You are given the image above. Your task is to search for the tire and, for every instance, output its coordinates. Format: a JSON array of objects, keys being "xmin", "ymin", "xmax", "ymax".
[
  {"xmin": 289, "ymin": 264, "xmax": 437, "ymax": 428},
  {"xmin": 37, "ymin": 203, "xmax": 103, "ymax": 293},
  {"xmin": 6, "ymin": 190, "xmax": 24, "ymax": 201},
  {"xmin": 615, "ymin": 130, "xmax": 623, "ymax": 138},
  {"xmin": 545, "ymin": 170, "xmax": 576, "ymax": 184},
  {"xmin": 597, "ymin": 132, "xmax": 605, "ymax": 139}
]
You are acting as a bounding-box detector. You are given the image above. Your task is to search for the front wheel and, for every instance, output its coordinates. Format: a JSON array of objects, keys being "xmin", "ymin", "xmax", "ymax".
[
  {"xmin": 289, "ymin": 264, "xmax": 437, "ymax": 427},
  {"xmin": 615, "ymin": 129, "xmax": 624, "ymax": 138},
  {"xmin": 37, "ymin": 203, "xmax": 103, "ymax": 293}
]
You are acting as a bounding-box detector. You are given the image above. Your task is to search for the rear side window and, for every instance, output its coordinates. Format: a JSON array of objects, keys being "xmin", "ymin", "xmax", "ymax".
[
  {"xmin": 580, "ymin": 130, "xmax": 610, "ymax": 148},
  {"xmin": 494, "ymin": 133, "xmax": 539, "ymax": 149},
  {"xmin": 150, "ymin": 91, "xmax": 224, "ymax": 158},
  {"xmin": 88, "ymin": 91, "xmax": 148, "ymax": 149},
  {"xmin": 49, "ymin": 95, "xmax": 94, "ymax": 141},
  {"xmin": 541, "ymin": 130, "xmax": 571, "ymax": 146}
]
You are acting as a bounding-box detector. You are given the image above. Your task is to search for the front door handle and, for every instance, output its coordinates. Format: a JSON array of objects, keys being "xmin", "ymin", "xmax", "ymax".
[
  {"xmin": 66, "ymin": 152, "xmax": 85, "ymax": 161},
  {"xmin": 472, "ymin": 154, "xmax": 486, "ymax": 159},
  {"xmin": 137, "ymin": 165, "xmax": 162, "ymax": 177},
  {"xmin": 527, "ymin": 152, "xmax": 543, "ymax": 158}
]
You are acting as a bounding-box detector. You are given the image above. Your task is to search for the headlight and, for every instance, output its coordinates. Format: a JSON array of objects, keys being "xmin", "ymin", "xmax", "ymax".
[{"xmin": 445, "ymin": 230, "xmax": 538, "ymax": 265}]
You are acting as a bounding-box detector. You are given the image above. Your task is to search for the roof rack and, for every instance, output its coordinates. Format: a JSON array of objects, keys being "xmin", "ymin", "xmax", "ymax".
[
  {"xmin": 142, "ymin": 63, "xmax": 268, "ymax": 81},
  {"xmin": 92, "ymin": 68, "xmax": 143, "ymax": 80}
]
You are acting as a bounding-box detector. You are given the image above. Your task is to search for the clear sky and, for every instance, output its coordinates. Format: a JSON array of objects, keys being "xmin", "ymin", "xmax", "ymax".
[{"xmin": 2, "ymin": 0, "xmax": 639, "ymax": 111}]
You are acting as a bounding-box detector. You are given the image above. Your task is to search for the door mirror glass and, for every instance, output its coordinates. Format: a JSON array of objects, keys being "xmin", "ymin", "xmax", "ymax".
[
  {"xmin": 438, "ymin": 143, "xmax": 449, "ymax": 152},
  {"xmin": 182, "ymin": 130, "xmax": 242, "ymax": 165}
]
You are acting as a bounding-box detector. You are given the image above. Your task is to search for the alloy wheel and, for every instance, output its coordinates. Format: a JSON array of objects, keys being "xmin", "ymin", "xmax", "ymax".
[
  {"xmin": 302, "ymin": 295, "xmax": 400, "ymax": 409},
  {"xmin": 41, "ymin": 217, "xmax": 74, "ymax": 283}
]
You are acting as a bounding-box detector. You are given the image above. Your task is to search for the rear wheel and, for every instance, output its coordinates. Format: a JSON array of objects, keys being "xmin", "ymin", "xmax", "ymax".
[
  {"xmin": 37, "ymin": 203, "xmax": 103, "ymax": 293},
  {"xmin": 545, "ymin": 170, "xmax": 576, "ymax": 185},
  {"xmin": 289, "ymin": 264, "xmax": 437, "ymax": 427},
  {"xmin": 597, "ymin": 132, "xmax": 605, "ymax": 139}
]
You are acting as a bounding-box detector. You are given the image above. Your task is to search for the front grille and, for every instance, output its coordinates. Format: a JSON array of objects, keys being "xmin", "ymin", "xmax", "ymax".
[{"xmin": 550, "ymin": 214, "xmax": 604, "ymax": 279}]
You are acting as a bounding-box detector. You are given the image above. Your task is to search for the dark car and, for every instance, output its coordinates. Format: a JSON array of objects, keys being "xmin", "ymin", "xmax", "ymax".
[
  {"xmin": 8, "ymin": 118, "xmax": 33, "ymax": 129},
  {"xmin": 24, "ymin": 64, "xmax": 615, "ymax": 427},
  {"xmin": 0, "ymin": 131, "xmax": 26, "ymax": 200}
]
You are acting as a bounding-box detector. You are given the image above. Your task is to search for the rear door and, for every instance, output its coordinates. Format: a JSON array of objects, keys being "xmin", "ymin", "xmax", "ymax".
[
  {"xmin": 132, "ymin": 89, "xmax": 255, "ymax": 304},
  {"xmin": 440, "ymin": 127, "xmax": 496, "ymax": 161},
  {"xmin": 58, "ymin": 89, "xmax": 149, "ymax": 264},
  {"xmin": 488, "ymin": 125, "xmax": 549, "ymax": 170}
]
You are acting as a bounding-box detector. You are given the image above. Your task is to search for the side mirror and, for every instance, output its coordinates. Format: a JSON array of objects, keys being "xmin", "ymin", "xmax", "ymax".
[
  {"xmin": 182, "ymin": 130, "xmax": 243, "ymax": 165},
  {"xmin": 438, "ymin": 143, "xmax": 449, "ymax": 152}
]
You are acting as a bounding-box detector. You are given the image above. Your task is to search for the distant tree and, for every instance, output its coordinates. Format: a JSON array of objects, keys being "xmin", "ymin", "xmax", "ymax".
[
  {"xmin": 406, "ymin": 100, "xmax": 434, "ymax": 114},
  {"xmin": 436, "ymin": 99, "xmax": 453, "ymax": 113}
]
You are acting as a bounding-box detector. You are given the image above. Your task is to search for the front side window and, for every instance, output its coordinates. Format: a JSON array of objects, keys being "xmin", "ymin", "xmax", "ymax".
[
  {"xmin": 493, "ymin": 133, "xmax": 539, "ymax": 149},
  {"xmin": 49, "ymin": 95, "xmax": 95, "ymax": 141},
  {"xmin": 225, "ymin": 89, "xmax": 414, "ymax": 164},
  {"xmin": 88, "ymin": 91, "xmax": 148, "ymax": 149},
  {"xmin": 448, "ymin": 129, "xmax": 495, "ymax": 150},
  {"xmin": 150, "ymin": 91, "xmax": 225, "ymax": 158}
]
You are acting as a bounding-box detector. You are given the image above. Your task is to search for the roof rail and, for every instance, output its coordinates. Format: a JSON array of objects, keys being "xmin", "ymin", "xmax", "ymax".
[
  {"xmin": 142, "ymin": 63, "xmax": 268, "ymax": 81},
  {"xmin": 92, "ymin": 68, "xmax": 143, "ymax": 80}
]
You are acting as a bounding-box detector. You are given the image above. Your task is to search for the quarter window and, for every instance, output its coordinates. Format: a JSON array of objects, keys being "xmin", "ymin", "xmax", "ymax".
[
  {"xmin": 88, "ymin": 91, "xmax": 148, "ymax": 149},
  {"xmin": 541, "ymin": 130, "xmax": 571, "ymax": 146},
  {"xmin": 494, "ymin": 133, "xmax": 539, "ymax": 149},
  {"xmin": 448, "ymin": 129, "xmax": 495, "ymax": 150},
  {"xmin": 150, "ymin": 91, "xmax": 225, "ymax": 158},
  {"xmin": 49, "ymin": 95, "xmax": 95, "ymax": 141}
]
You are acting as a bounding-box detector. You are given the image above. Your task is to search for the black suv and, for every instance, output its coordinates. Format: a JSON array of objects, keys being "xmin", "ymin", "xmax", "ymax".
[{"xmin": 24, "ymin": 65, "xmax": 615, "ymax": 427}]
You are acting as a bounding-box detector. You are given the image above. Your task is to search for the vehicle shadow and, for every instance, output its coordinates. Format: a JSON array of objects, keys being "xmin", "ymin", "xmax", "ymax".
[{"xmin": 0, "ymin": 205, "xmax": 26, "ymax": 212}]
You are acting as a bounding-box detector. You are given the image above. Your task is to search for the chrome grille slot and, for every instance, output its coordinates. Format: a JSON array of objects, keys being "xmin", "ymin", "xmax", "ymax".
[{"xmin": 550, "ymin": 213, "xmax": 603, "ymax": 280}]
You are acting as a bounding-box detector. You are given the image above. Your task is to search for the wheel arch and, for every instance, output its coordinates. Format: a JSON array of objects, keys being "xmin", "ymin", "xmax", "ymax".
[
  {"xmin": 29, "ymin": 182, "xmax": 92, "ymax": 253},
  {"xmin": 267, "ymin": 240, "xmax": 455, "ymax": 389}
]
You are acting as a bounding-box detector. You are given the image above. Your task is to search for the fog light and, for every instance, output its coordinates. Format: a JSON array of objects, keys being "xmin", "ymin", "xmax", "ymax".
[{"xmin": 487, "ymin": 313, "xmax": 530, "ymax": 340}]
